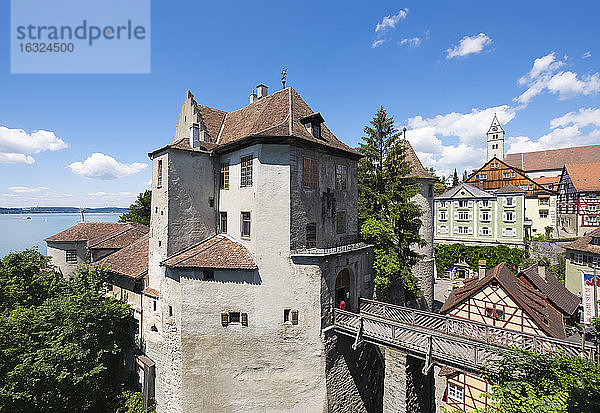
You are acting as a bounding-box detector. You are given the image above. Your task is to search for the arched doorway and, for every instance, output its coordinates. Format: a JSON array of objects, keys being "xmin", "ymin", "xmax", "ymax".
[{"xmin": 335, "ymin": 268, "xmax": 351, "ymax": 310}]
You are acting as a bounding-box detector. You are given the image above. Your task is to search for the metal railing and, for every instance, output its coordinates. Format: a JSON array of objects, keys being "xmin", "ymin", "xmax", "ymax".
[
  {"xmin": 333, "ymin": 298, "xmax": 596, "ymax": 372},
  {"xmin": 290, "ymin": 234, "xmax": 370, "ymax": 256}
]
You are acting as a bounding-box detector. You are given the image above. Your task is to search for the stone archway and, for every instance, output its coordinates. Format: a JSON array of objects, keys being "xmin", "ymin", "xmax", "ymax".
[{"xmin": 335, "ymin": 268, "xmax": 351, "ymax": 310}]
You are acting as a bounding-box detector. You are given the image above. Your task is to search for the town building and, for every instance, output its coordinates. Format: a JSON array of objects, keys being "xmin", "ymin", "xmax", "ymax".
[
  {"xmin": 45, "ymin": 222, "xmax": 148, "ymax": 277},
  {"xmin": 504, "ymin": 144, "xmax": 600, "ymax": 179},
  {"xmin": 439, "ymin": 261, "xmax": 570, "ymax": 411},
  {"xmin": 141, "ymin": 85, "xmax": 437, "ymax": 412},
  {"xmin": 465, "ymin": 156, "xmax": 557, "ymax": 236},
  {"xmin": 564, "ymin": 227, "xmax": 600, "ymax": 296},
  {"xmin": 434, "ymin": 183, "xmax": 526, "ymax": 248},
  {"xmin": 557, "ymin": 162, "xmax": 600, "ymax": 236}
]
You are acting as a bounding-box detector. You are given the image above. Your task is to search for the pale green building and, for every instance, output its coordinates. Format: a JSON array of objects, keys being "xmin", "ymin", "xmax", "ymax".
[{"xmin": 434, "ymin": 183, "xmax": 525, "ymax": 248}]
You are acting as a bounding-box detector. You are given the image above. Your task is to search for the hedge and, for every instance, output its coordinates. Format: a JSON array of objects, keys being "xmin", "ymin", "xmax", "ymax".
[{"xmin": 435, "ymin": 243, "xmax": 527, "ymax": 276}]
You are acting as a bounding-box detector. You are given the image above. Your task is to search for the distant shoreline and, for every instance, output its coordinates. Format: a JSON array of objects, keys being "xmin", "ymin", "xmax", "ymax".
[{"xmin": 0, "ymin": 207, "xmax": 128, "ymax": 214}]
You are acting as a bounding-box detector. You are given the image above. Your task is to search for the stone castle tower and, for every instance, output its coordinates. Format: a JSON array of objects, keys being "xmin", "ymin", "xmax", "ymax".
[{"xmin": 486, "ymin": 114, "xmax": 505, "ymax": 161}]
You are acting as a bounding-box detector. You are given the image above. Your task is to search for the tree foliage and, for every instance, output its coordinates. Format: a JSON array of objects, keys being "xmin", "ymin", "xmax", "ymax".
[
  {"xmin": 119, "ymin": 190, "xmax": 151, "ymax": 226},
  {"xmin": 452, "ymin": 169, "xmax": 459, "ymax": 187},
  {"xmin": 484, "ymin": 349, "xmax": 600, "ymax": 413},
  {"xmin": 358, "ymin": 106, "xmax": 424, "ymax": 298},
  {"xmin": 434, "ymin": 243, "xmax": 526, "ymax": 276},
  {"xmin": 0, "ymin": 250, "xmax": 135, "ymax": 412}
]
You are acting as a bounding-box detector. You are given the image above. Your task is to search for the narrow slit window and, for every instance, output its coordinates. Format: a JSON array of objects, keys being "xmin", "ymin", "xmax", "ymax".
[
  {"xmin": 157, "ymin": 159, "xmax": 163, "ymax": 188},
  {"xmin": 220, "ymin": 161, "xmax": 230, "ymax": 189},
  {"xmin": 241, "ymin": 212, "xmax": 251, "ymax": 238}
]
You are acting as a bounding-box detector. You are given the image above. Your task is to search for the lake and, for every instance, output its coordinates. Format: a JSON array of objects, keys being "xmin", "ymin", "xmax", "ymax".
[{"xmin": 0, "ymin": 213, "xmax": 121, "ymax": 258}]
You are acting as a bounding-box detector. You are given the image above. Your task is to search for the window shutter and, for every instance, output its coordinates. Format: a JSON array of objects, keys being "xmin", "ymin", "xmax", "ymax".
[
  {"xmin": 479, "ymin": 227, "xmax": 483, "ymax": 235},
  {"xmin": 241, "ymin": 313, "xmax": 248, "ymax": 326},
  {"xmin": 468, "ymin": 211, "xmax": 473, "ymax": 220},
  {"xmin": 454, "ymin": 201, "xmax": 459, "ymax": 207},
  {"xmin": 468, "ymin": 200, "xmax": 473, "ymax": 207},
  {"xmin": 503, "ymin": 212, "xmax": 507, "ymax": 221},
  {"xmin": 502, "ymin": 197, "xmax": 507, "ymax": 206},
  {"xmin": 454, "ymin": 211, "xmax": 459, "ymax": 220},
  {"xmin": 291, "ymin": 310, "xmax": 299, "ymax": 325},
  {"xmin": 468, "ymin": 227, "xmax": 473, "ymax": 234},
  {"xmin": 221, "ymin": 312, "xmax": 229, "ymax": 326},
  {"xmin": 502, "ymin": 228, "xmax": 506, "ymax": 236},
  {"xmin": 570, "ymin": 252, "xmax": 574, "ymax": 260},
  {"xmin": 454, "ymin": 226, "xmax": 459, "ymax": 234}
]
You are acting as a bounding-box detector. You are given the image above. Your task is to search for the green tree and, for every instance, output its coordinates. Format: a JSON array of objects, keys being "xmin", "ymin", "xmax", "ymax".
[
  {"xmin": 452, "ymin": 169, "xmax": 459, "ymax": 187},
  {"xmin": 119, "ymin": 190, "xmax": 151, "ymax": 226},
  {"xmin": 358, "ymin": 107, "xmax": 424, "ymax": 299},
  {"xmin": 484, "ymin": 349, "xmax": 600, "ymax": 413},
  {"xmin": 425, "ymin": 167, "xmax": 448, "ymax": 196},
  {"xmin": 462, "ymin": 170, "xmax": 468, "ymax": 182},
  {"xmin": 0, "ymin": 250, "xmax": 135, "ymax": 412}
]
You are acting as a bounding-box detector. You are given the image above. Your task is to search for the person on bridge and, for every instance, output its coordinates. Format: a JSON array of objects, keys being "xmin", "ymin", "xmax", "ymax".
[{"xmin": 339, "ymin": 300, "xmax": 346, "ymax": 311}]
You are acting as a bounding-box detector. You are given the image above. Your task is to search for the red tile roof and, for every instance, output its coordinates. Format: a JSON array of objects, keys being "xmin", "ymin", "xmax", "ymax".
[
  {"xmin": 402, "ymin": 140, "xmax": 436, "ymax": 180},
  {"xmin": 505, "ymin": 145, "xmax": 600, "ymax": 172},
  {"xmin": 533, "ymin": 176, "xmax": 560, "ymax": 187},
  {"xmin": 88, "ymin": 223, "xmax": 149, "ymax": 249},
  {"xmin": 564, "ymin": 227, "xmax": 600, "ymax": 254},
  {"xmin": 149, "ymin": 88, "xmax": 361, "ymax": 159},
  {"xmin": 45, "ymin": 222, "xmax": 130, "ymax": 244},
  {"xmin": 142, "ymin": 287, "xmax": 159, "ymax": 298},
  {"xmin": 440, "ymin": 263, "xmax": 566, "ymax": 339},
  {"xmin": 161, "ymin": 234, "xmax": 257, "ymax": 270},
  {"xmin": 564, "ymin": 162, "xmax": 600, "ymax": 191},
  {"xmin": 517, "ymin": 265, "xmax": 579, "ymax": 317},
  {"xmin": 97, "ymin": 234, "xmax": 149, "ymax": 279}
]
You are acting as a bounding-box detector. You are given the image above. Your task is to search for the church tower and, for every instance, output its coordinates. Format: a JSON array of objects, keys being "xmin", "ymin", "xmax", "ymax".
[{"xmin": 486, "ymin": 114, "xmax": 505, "ymax": 161}]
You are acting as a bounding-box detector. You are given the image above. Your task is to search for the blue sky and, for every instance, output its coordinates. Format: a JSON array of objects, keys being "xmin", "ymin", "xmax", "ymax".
[{"xmin": 1, "ymin": 0, "xmax": 600, "ymax": 207}]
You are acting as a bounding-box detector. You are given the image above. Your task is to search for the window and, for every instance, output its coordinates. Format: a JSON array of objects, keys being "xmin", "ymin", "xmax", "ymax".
[
  {"xmin": 481, "ymin": 227, "xmax": 491, "ymax": 236},
  {"xmin": 153, "ymin": 300, "xmax": 157, "ymax": 312},
  {"xmin": 504, "ymin": 211, "xmax": 515, "ymax": 222},
  {"xmin": 219, "ymin": 212, "xmax": 227, "ymax": 233},
  {"xmin": 303, "ymin": 157, "xmax": 318, "ymax": 189},
  {"xmin": 241, "ymin": 212, "xmax": 251, "ymax": 238},
  {"xmin": 539, "ymin": 198, "xmax": 549, "ymax": 206},
  {"xmin": 336, "ymin": 211, "xmax": 346, "ymax": 234},
  {"xmin": 503, "ymin": 172, "xmax": 515, "ymax": 179},
  {"xmin": 592, "ymin": 237, "xmax": 600, "ymax": 246},
  {"xmin": 439, "ymin": 211, "xmax": 447, "ymax": 221},
  {"xmin": 157, "ymin": 159, "xmax": 163, "ymax": 188},
  {"xmin": 240, "ymin": 155, "xmax": 253, "ymax": 187},
  {"xmin": 438, "ymin": 226, "xmax": 448, "ymax": 234},
  {"xmin": 220, "ymin": 161, "xmax": 230, "ymax": 189},
  {"xmin": 574, "ymin": 253, "xmax": 584, "ymax": 265},
  {"xmin": 203, "ymin": 270, "xmax": 214, "ymax": 281},
  {"xmin": 481, "ymin": 211, "xmax": 490, "ymax": 222},
  {"xmin": 448, "ymin": 383, "xmax": 464, "ymax": 402},
  {"xmin": 491, "ymin": 162, "xmax": 499, "ymax": 169},
  {"xmin": 439, "ymin": 201, "xmax": 448, "ymax": 208},
  {"xmin": 458, "ymin": 211, "xmax": 469, "ymax": 221},
  {"xmin": 306, "ymin": 223, "xmax": 317, "ymax": 248},
  {"xmin": 229, "ymin": 312, "xmax": 241, "ymax": 324},
  {"xmin": 65, "ymin": 249, "xmax": 77, "ymax": 264},
  {"xmin": 458, "ymin": 200, "xmax": 468, "ymax": 208},
  {"xmin": 458, "ymin": 226, "xmax": 469, "ymax": 234},
  {"xmin": 284, "ymin": 309, "xmax": 291, "ymax": 323},
  {"xmin": 168, "ymin": 305, "xmax": 173, "ymax": 317},
  {"xmin": 480, "ymin": 200, "xmax": 490, "ymax": 208},
  {"xmin": 335, "ymin": 164, "xmax": 348, "ymax": 190},
  {"xmin": 504, "ymin": 197, "xmax": 515, "ymax": 206},
  {"xmin": 485, "ymin": 307, "xmax": 504, "ymax": 320},
  {"xmin": 478, "ymin": 173, "xmax": 487, "ymax": 180},
  {"xmin": 539, "ymin": 211, "xmax": 549, "ymax": 219},
  {"xmin": 312, "ymin": 122, "xmax": 321, "ymax": 138},
  {"xmin": 502, "ymin": 227, "xmax": 516, "ymax": 237}
]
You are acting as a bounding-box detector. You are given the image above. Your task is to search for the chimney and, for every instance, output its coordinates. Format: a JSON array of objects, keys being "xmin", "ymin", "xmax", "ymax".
[
  {"xmin": 257, "ymin": 84, "xmax": 268, "ymax": 99},
  {"xmin": 250, "ymin": 90, "xmax": 257, "ymax": 104},
  {"xmin": 538, "ymin": 262, "xmax": 547, "ymax": 280},
  {"xmin": 189, "ymin": 123, "xmax": 200, "ymax": 149},
  {"xmin": 478, "ymin": 260, "xmax": 487, "ymax": 280}
]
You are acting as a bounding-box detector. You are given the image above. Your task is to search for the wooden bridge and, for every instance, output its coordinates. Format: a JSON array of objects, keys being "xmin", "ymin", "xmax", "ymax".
[{"xmin": 334, "ymin": 298, "xmax": 596, "ymax": 374}]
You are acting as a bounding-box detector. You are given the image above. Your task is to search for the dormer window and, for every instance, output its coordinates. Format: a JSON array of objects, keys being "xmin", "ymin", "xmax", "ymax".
[
  {"xmin": 300, "ymin": 113, "xmax": 325, "ymax": 140},
  {"xmin": 592, "ymin": 237, "xmax": 600, "ymax": 246}
]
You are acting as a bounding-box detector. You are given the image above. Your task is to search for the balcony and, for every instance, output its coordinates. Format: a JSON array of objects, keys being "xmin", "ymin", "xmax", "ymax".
[{"xmin": 290, "ymin": 234, "xmax": 372, "ymax": 257}]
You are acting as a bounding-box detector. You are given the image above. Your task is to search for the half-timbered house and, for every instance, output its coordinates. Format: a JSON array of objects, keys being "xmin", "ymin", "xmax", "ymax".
[
  {"xmin": 439, "ymin": 262, "xmax": 567, "ymax": 411},
  {"xmin": 558, "ymin": 162, "xmax": 600, "ymax": 236},
  {"xmin": 465, "ymin": 157, "xmax": 557, "ymax": 236}
]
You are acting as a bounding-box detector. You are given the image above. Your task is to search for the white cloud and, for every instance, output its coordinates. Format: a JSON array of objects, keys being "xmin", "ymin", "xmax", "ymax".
[
  {"xmin": 88, "ymin": 191, "xmax": 136, "ymax": 197},
  {"xmin": 371, "ymin": 39, "xmax": 386, "ymax": 48},
  {"xmin": 0, "ymin": 153, "xmax": 35, "ymax": 164},
  {"xmin": 406, "ymin": 104, "xmax": 516, "ymax": 176},
  {"xmin": 375, "ymin": 9, "xmax": 408, "ymax": 33},
  {"xmin": 9, "ymin": 186, "xmax": 49, "ymax": 193},
  {"xmin": 583, "ymin": 51, "xmax": 592, "ymax": 59},
  {"xmin": 399, "ymin": 37, "xmax": 422, "ymax": 48},
  {"xmin": 550, "ymin": 107, "xmax": 600, "ymax": 129},
  {"xmin": 0, "ymin": 126, "xmax": 68, "ymax": 164},
  {"xmin": 515, "ymin": 52, "xmax": 600, "ymax": 105},
  {"xmin": 68, "ymin": 153, "xmax": 148, "ymax": 180},
  {"xmin": 446, "ymin": 33, "xmax": 492, "ymax": 59}
]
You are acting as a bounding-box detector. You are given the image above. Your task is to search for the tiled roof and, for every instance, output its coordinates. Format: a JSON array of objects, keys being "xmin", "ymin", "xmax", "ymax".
[
  {"xmin": 440, "ymin": 263, "xmax": 566, "ymax": 339},
  {"xmin": 495, "ymin": 184, "xmax": 525, "ymax": 194},
  {"xmin": 149, "ymin": 88, "xmax": 361, "ymax": 159},
  {"xmin": 161, "ymin": 234, "xmax": 257, "ymax": 270},
  {"xmin": 402, "ymin": 140, "xmax": 436, "ymax": 180},
  {"xmin": 97, "ymin": 234, "xmax": 149, "ymax": 279},
  {"xmin": 518, "ymin": 265, "xmax": 579, "ymax": 317},
  {"xmin": 564, "ymin": 162, "xmax": 600, "ymax": 191},
  {"xmin": 45, "ymin": 222, "xmax": 130, "ymax": 244},
  {"xmin": 142, "ymin": 287, "xmax": 159, "ymax": 298},
  {"xmin": 505, "ymin": 145, "xmax": 600, "ymax": 172},
  {"xmin": 533, "ymin": 176, "xmax": 560, "ymax": 187},
  {"xmin": 564, "ymin": 227, "xmax": 600, "ymax": 254},
  {"xmin": 436, "ymin": 183, "xmax": 494, "ymax": 199},
  {"xmin": 89, "ymin": 223, "xmax": 149, "ymax": 249}
]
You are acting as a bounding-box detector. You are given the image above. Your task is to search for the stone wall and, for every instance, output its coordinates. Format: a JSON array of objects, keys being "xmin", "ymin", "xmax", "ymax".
[{"xmin": 529, "ymin": 240, "xmax": 566, "ymax": 265}]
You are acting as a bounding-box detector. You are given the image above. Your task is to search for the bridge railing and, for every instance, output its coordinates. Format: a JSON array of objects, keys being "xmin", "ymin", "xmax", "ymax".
[{"xmin": 358, "ymin": 298, "xmax": 596, "ymax": 360}]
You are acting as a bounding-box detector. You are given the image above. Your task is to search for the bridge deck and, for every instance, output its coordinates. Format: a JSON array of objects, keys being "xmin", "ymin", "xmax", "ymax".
[{"xmin": 333, "ymin": 298, "xmax": 595, "ymax": 373}]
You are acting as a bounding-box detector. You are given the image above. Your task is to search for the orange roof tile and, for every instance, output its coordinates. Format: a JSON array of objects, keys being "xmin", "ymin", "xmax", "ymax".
[
  {"xmin": 88, "ymin": 223, "xmax": 149, "ymax": 249},
  {"xmin": 97, "ymin": 234, "xmax": 149, "ymax": 279},
  {"xmin": 45, "ymin": 222, "xmax": 129, "ymax": 244},
  {"xmin": 564, "ymin": 162, "xmax": 600, "ymax": 191},
  {"xmin": 505, "ymin": 145, "xmax": 600, "ymax": 172}
]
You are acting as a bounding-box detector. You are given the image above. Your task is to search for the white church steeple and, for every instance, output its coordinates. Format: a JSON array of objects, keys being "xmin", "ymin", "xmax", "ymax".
[{"xmin": 486, "ymin": 114, "xmax": 505, "ymax": 161}]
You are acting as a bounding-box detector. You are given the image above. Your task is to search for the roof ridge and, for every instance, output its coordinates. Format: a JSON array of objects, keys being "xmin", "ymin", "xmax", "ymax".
[
  {"xmin": 165, "ymin": 235, "xmax": 223, "ymax": 267},
  {"xmin": 88, "ymin": 225, "xmax": 134, "ymax": 247}
]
